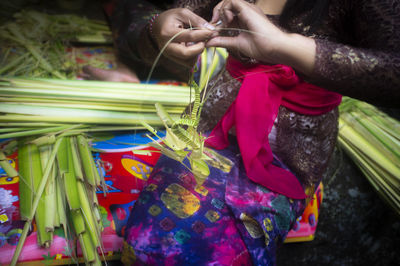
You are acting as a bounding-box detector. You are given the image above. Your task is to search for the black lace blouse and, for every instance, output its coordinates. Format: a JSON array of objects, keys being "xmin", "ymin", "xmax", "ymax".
[{"xmin": 110, "ymin": 0, "xmax": 400, "ymax": 195}]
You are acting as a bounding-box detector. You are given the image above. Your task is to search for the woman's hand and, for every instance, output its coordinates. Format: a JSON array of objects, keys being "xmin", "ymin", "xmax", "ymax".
[
  {"xmin": 152, "ymin": 8, "xmax": 216, "ymax": 68},
  {"xmin": 82, "ymin": 62, "xmax": 140, "ymax": 83},
  {"xmin": 206, "ymin": 0, "xmax": 316, "ymax": 74},
  {"xmin": 207, "ymin": 0, "xmax": 285, "ymax": 63}
]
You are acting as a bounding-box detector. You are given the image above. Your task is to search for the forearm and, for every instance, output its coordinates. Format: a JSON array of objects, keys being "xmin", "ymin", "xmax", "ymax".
[{"xmin": 272, "ymin": 32, "xmax": 316, "ymax": 76}]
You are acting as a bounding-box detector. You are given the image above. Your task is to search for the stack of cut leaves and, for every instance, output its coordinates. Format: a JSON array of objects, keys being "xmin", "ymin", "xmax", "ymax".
[
  {"xmin": 1, "ymin": 132, "xmax": 106, "ymax": 266},
  {"xmin": 0, "ymin": 9, "xmax": 112, "ymax": 79},
  {"xmin": 0, "ymin": 77, "xmax": 193, "ymax": 139},
  {"xmin": 338, "ymin": 97, "xmax": 400, "ymax": 216}
]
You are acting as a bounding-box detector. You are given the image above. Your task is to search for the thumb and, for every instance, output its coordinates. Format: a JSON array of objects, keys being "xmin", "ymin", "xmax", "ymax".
[
  {"xmin": 181, "ymin": 9, "xmax": 209, "ymax": 28},
  {"xmin": 210, "ymin": 2, "xmax": 223, "ymax": 24}
]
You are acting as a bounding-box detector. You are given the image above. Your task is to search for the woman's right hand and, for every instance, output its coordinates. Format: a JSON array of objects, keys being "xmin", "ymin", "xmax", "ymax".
[
  {"xmin": 206, "ymin": 0, "xmax": 316, "ymax": 74},
  {"xmin": 152, "ymin": 8, "xmax": 216, "ymax": 68},
  {"xmin": 206, "ymin": 0, "xmax": 287, "ymax": 64}
]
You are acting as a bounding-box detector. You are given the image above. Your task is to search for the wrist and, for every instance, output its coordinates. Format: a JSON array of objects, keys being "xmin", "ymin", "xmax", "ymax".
[
  {"xmin": 273, "ymin": 32, "xmax": 316, "ymax": 75},
  {"xmin": 264, "ymin": 30, "xmax": 290, "ymax": 64}
]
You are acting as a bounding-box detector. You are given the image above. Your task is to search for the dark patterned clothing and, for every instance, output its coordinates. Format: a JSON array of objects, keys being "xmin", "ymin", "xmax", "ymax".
[{"xmin": 109, "ymin": 1, "xmax": 400, "ymax": 265}]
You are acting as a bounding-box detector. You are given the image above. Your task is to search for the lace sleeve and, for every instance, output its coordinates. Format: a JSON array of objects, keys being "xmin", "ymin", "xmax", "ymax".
[{"xmin": 310, "ymin": 0, "xmax": 400, "ymax": 107}]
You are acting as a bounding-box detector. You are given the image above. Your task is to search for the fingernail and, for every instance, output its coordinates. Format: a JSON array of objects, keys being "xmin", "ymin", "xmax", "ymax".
[{"xmin": 203, "ymin": 22, "xmax": 216, "ymax": 30}]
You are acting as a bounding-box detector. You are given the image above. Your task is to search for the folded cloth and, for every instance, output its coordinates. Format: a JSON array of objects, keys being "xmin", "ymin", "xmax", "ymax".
[{"xmin": 206, "ymin": 56, "xmax": 342, "ymax": 199}]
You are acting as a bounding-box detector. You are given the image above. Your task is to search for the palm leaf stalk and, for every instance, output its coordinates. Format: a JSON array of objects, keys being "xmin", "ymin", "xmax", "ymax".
[
  {"xmin": 8, "ymin": 132, "xmax": 106, "ymax": 265},
  {"xmin": 338, "ymin": 97, "xmax": 400, "ymax": 216},
  {"xmin": 0, "ymin": 77, "xmax": 194, "ymax": 138},
  {"xmin": 10, "ymin": 137, "xmax": 63, "ymax": 266}
]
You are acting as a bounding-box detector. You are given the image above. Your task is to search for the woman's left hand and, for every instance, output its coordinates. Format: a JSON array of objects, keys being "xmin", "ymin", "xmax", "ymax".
[{"xmin": 152, "ymin": 8, "xmax": 215, "ymax": 68}]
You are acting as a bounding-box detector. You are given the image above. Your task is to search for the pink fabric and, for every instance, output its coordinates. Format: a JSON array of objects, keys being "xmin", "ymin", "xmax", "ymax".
[{"xmin": 206, "ymin": 56, "xmax": 342, "ymax": 199}]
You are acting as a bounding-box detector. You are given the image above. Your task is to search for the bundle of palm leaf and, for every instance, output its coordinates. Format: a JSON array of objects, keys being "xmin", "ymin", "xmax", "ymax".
[{"xmin": 338, "ymin": 97, "xmax": 400, "ymax": 216}]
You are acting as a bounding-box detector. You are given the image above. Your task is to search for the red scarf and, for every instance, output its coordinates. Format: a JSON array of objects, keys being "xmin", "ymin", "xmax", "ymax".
[{"xmin": 206, "ymin": 56, "xmax": 342, "ymax": 199}]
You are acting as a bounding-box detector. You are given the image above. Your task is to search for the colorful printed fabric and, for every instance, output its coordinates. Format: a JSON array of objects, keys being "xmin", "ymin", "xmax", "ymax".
[{"xmin": 122, "ymin": 143, "xmax": 306, "ymax": 265}]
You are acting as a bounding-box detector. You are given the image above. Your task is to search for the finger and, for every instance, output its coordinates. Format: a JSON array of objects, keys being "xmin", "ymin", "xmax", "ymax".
[
  {"xmin": 210, "ymin": 1, "xmax": 224, "ymax": 24},
  {"xmin": 179, "ymin": 8, "xmax": 211, "ymax": 29},
  {"xmin": 81, "ymin": 72, "xmax": 95, "ymax": 80},
  {"xmin": 179, "ymin": 9, "xmax": 216, "ymax": 31},
  {"xmin": 82, "ymin": 65, "xmax": 141, "ymax": 83},
  {"xmin": 220, "ymin": 0, "xmax": 252, "ymax": 21},
  {"xmin": 166, "ymin": 42, "xmax": 205, "ymax": 60},
  {"xmin": 174, "ymin": 29, "xmax": 214, "ymax": 43},
  {"xmin": 219, "ymin": 3, "xmax": 237, "ymax": 26},
  {"xmin": 82, "ymin": 65, "xmax": 105, "ymax": 80},
  {"xmin": 224, "ymin": 0, "xmax": 252, "ymax": 22},
  {"xmin": 205, "ymin": 35, "xmax": 238, "ymax": 50}
]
